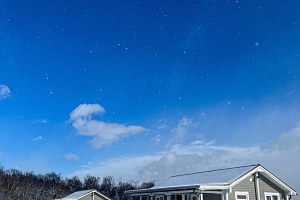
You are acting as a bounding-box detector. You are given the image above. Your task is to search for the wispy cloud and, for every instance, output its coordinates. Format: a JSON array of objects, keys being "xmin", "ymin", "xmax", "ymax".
[
  {"xmin": 70, "ymin": 121, "xmax": 300, "ymax": 194},
  {"xmin": 32, "ymin": 136, "xmax": 42, "ymax": 141},
  {"xmin": 69, "ymin": 103, "xmax": 148, "ymax": 149},
  {"xmin": 31, "ymin": 119, "xmax": 48, "ymax": 124},
  {"xmin": 0, "ymin": 85, "xmax": 10, "ymax": 100},
  {"xmin": 70, "ymin": 103, "xmax": 105, "ymax": 121},
  {"xmin": 157, "ymin": 119, "xmax": 168, "ymax": 130},
  {"xmin": 152, "ymin": 135, "xmax": 161, "ymax": 145},
  {"xmin": 166, "ymin": 117, "xmax": 194, "ymax": 148},
  {"xmin": 64, "ymin": 153, "xmax": 79, "ymax": 161}
]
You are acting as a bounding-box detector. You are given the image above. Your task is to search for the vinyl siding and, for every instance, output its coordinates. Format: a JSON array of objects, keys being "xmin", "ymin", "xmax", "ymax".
[
  {"xmin": 258, "ymin": 173, "xmax": 284, "ymax": 200},
  {"xmin": 229, "ymin": 174, "xmax": 256, "ymax": 200}
]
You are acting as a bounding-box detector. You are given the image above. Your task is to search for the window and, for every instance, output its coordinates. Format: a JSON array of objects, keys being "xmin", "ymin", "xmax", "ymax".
[
  {"xmin": 265, "ymin": 193, "xmax": 280, "ymax": 200},
  {"xmin": 235, "ymin": 192, "xmax": 249, "ymax": 200},
  {"xmin": 176, "ymin": 195, "xmax": 182, "ymax": 200},
  {"xmin": 156, "ymin": 196, "xmax": 164, "ymax": 200}
]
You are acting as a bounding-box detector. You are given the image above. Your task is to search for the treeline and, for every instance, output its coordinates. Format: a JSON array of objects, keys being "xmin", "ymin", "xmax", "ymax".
[{"xmin": 0, "ymin": 166, "xmax": 154, "ymax": 200}]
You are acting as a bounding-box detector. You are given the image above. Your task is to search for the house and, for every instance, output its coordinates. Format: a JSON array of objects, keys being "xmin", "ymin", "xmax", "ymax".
[
  {"xmin": 125, "ymin": 164, "xmax": 297, "ymax": 200},
  {"xmin": 56, "ymin": 189, "xmax": 111, "ymax": 200}
]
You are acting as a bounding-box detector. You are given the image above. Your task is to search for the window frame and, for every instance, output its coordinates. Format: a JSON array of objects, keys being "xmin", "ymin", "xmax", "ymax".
[
  {"xmin": 265, "ymin": 192, "xmax": 280, "ymax": 200},
  {"xmin": 235, "ymin": 191, "xmax": 249, "ymax": 200}
]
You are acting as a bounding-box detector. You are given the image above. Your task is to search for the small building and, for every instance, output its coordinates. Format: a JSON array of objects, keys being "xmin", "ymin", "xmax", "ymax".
[
  {"xmin": 56, "ymin": 189, "xmax": 111, "ymax": 200},
  {"xmin": 125, "ymin": 164, "xmax": 297, "ymax": 200}
]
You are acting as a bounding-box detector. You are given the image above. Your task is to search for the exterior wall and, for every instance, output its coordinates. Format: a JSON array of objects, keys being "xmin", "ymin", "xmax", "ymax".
[
  {"xmin": 80, "ymin": 193, "xmax": 109, "ymax": 200},
  {"xmin": 258, "ymin": 173, "xmax": 284, "ymax": 200},
  {"xmin": 228, "ymin": 173, "xmax": 286, "ymax": 200},
  {"xmin": 229, "ymin": 174, "xmax": 256, "ymax": 200},
  {"xmin": 203, "ymin": 193, "xmax": 221, "ymax": 200}
]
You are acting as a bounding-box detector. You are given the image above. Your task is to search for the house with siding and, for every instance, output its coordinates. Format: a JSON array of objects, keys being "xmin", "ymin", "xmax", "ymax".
[
  {"xmin": 125, "ymin": 164, "xmax": 297, "ymax": 200},
  {"xmin": 55, "ymin": 189, "xmax": 111, "ymax": 200}
]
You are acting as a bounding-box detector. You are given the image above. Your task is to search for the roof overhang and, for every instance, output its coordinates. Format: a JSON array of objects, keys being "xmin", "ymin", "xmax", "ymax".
[{"xmin": 125, "ymin": 185, "xmax": 200, "ymax": 195}]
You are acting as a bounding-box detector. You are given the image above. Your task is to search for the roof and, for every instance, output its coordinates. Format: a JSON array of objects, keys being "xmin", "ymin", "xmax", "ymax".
[
  {"xmin": 62, "ymin": 190, "xmax": 93, "ymax": 199},
  {"xmin": 125, "ymin": 164, "xmax": 297, "ymax": 196},
  {"xmin": 58, "ymin": 189, "xmax": 111, "ymax": 200},
  {"xmin": 152, "ymin": 164, "xmax": 257, "ymax": 189}
]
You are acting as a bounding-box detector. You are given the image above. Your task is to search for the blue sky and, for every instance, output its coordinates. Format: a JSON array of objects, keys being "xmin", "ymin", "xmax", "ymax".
[{"xmin": 1, "ymin": 0, "xmax": 300, "ymax": 196}]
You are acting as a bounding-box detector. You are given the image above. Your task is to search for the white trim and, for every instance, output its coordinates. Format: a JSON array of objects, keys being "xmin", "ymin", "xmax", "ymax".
[
  {"xmin": 230, "ymin": 166, "xmax": 260, "ymax": 188},
  {"xmin": 255, "ymin": 172, "xmax": 261, "ymax": 200},
  {"xmin": 229, "ymin": 166, "xmax": 297, "ymax": 196},
  {"xmin": 71, "ymin": 190, "xmax": 111, "ymax": 200},
  {"xmin": 199, "ymin": 185, "xmax": 229, "ymax": 190},
  {"xmin": 235, "ymin": 191, "xmax": 249, "ymax": 200},
  {"xmin": 200, "ymin": 191, "xmax": 223, "ymax": 194},
  {"xmin": 264, "ymin": 192, "xmax": 280, "ymax": 200},
  {"xmin": 259, "ymin": 168, "xmax": 296, "ymax": 195}
]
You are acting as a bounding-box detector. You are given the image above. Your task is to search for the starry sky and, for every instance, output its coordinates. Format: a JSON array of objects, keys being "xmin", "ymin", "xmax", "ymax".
[{"xmin": 1, "ymin": 0, "xmax": 300, "ymax": 196}]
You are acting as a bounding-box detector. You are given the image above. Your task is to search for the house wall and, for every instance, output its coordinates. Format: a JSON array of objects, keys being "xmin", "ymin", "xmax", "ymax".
[
  {"xmin": 258, "ymin": 173, "xmax": 285, "ymax": 200},
  {"xmin": 229, "ymin": 174, "xmax": 256, "ymax": 200},
  {"xmin": 80, "ymin": 193, "xmax": 108, "ymax": 200},
  {"xmin": 228, "ymin": 173, "xmax": 286, "ymax": 200}
]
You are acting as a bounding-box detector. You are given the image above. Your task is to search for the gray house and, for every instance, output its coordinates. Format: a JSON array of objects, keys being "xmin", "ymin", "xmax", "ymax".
[
  {"xmin": 56, "ymin": 189, "xmax": 111, "ymax": 200},
  {"xmin": 125, "ymin": 164, "xmax": 297, "ymax": 200}
]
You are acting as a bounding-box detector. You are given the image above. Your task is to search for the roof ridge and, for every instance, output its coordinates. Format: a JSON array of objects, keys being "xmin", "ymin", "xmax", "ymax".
[{"xmin": 170, "ymin": 164, "xmax": 259, "ymax": 178}]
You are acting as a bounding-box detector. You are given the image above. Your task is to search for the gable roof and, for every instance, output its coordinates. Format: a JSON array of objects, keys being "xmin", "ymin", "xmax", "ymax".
[
  {"xmin": 59, "ymin": 189, "xmax": 111, "ymax": 200},
  {"xmin": 125, "ymin": 164, "xmax": 297, "ymax": 196},
  {"xmin": 152, "ymin": 164, "xmax": 257, "ymax": 189},
  {"xmin": 62, "ymin": 190, "xmax": 93, "ymax": 199}
]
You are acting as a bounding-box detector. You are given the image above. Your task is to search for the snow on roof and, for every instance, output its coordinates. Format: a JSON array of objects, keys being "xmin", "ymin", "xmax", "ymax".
[
  {"xmin": 152, "ymin": 164, "xmax": 258, "ymax": 189},
  {"xmin": 62, "ymin": 189, "xmax": 94, "ymax": 199}
]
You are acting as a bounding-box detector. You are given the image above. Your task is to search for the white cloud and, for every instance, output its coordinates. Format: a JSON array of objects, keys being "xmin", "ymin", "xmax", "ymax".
[
  {"xmin": 166, "ymin": 117, "xmax": 194, "ymax": 148},
  {"xmin": 64, "ymin": 153, "xmax": 79, "ymax": 161},
  {"xmin": 32, "ymin": 136, "xmax": 42, "ymax": 141},
  {"xmin": 81, "ymin": 162, "xmax": 92, "ymax": 168},
  {"xmin": 71, "ymin": 123, "xmax": 300, "ymax": 195},
  {"xmin": 69, "ymin": 103, "xmax": 148, "ymax": 149},
  {"xmin": 0, "ymin": 85, "xmax": 10, "ymax": 100},
  {"xmin": 70, "ymin": 103, "xmax": 105, "ymax": 121},
  {"xmin": 71, "ymin": 154, "xmax": 160, "ymax": 181}
]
